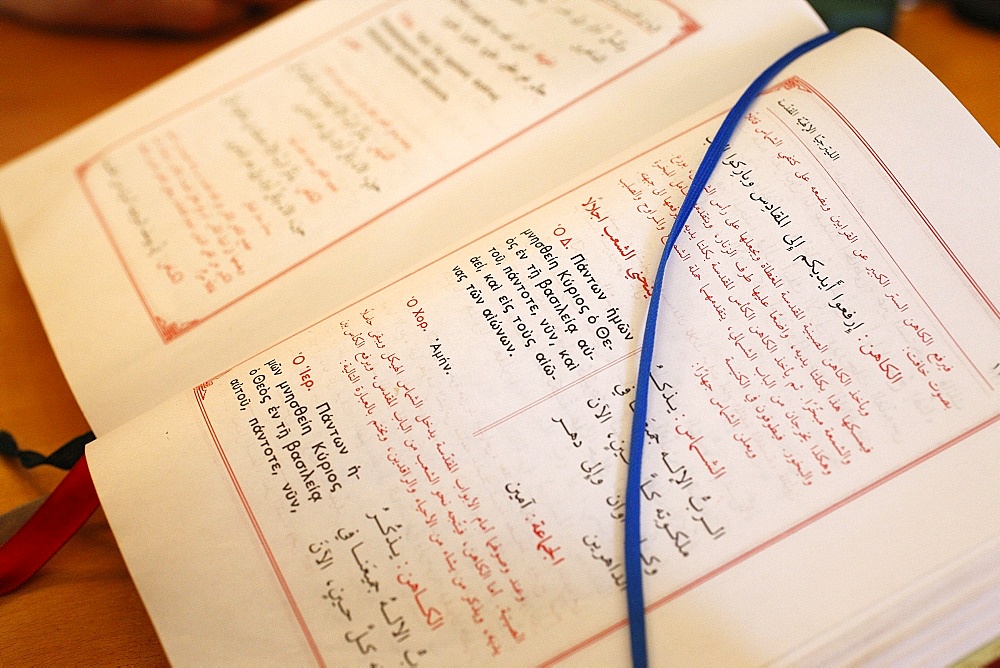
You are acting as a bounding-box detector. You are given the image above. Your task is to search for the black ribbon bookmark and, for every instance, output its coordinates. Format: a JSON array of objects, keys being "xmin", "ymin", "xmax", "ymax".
[{"xmin": 0, "ymin": 430, "xmax": 93, "ymax": 470}]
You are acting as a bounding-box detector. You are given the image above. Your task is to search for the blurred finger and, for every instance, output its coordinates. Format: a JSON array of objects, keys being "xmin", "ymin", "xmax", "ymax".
[{"xmin": 0, "ymin": 0, "xmax": 279, "ymax": 35}]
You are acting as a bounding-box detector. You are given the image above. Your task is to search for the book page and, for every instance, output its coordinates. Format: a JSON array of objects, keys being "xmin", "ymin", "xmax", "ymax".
[
  {"xmin": 0, "ymin": 0, "xmax": 824, "ymax": 434},
  {"xmin": 89, "ymin": 29, "xmax": 1000, "ymax": 665}
]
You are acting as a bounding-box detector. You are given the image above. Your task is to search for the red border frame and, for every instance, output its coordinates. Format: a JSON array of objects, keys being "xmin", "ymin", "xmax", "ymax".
[
  {"xmin": 76, "ymin": 1, "xmax": 700, "ymax": 344},
  {"xmin": 190, "ymin": 68, "xmax": 1000, "ymax": 667}
]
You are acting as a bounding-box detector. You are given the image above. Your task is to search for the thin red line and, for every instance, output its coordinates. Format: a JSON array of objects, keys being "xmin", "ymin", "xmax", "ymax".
[
  {"xmin": 76, "ymin": 2, "xmax": 701, "ymax": 344},
  {"xmin": 74, "ymin": 1, "xmax": 396, "ymax": 343},
  {"xmin": 75, "ymin": 161, "xmax": 176, "ymax": 338},
  {"xmin": 807, "ymin": 87, "xmax": 998, "ymax": 321},
  {"xmin": 545, "ymin": 413, "xmax": 1000, "ymax": 665},
  {"xmin": 764, "ymin": 76, "xmax": 995, "ymax": 391},
  {"xmin": 196, "ymin": 391, "xmax": 327, "ymax": 667},
  {"xmin": 543, "ymin": 74, "xmax": 1000, "ymax": 664},
  {"xmin": 180, "ymin": 48, "xmax": 995, "ymax": 668},
  {"xmin": 473, "ymin": 350, "xmax": 639, "ymax": 437},
  {"xmin": 594, "ymin": 0, "xmax": 699, "ymax": 36}
]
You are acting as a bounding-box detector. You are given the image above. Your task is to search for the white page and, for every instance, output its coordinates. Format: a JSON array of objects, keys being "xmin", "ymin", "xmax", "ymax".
[
  {"xmin": 0, "ymin": 0, "xmax": 824, "ymax": 434},
  {"xmin": 89, "ymin": 29, "xmax": 1000, "ymax": 665}
]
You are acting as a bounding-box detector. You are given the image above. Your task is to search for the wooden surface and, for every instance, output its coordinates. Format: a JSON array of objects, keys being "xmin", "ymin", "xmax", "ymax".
[{"xmin": 0, "ymin": 2, "xmax": 996, "ymax": 664}]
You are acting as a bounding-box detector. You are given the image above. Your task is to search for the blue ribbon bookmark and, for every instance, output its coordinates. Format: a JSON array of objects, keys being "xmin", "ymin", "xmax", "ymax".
[{"xmin": 623, "ymin": 31, "xmax": 836, "ymax": 667}]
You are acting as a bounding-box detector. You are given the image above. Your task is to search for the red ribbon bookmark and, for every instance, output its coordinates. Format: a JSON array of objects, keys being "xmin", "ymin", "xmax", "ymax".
[{"xmin": 0, "ymin": 456, "xmax": 99, "ymax": 595}]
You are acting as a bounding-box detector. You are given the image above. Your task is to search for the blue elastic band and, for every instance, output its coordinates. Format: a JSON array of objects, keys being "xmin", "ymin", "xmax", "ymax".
[{"xmin": 623, "ymin": 31, "xmax": 836, "ymax": 667}]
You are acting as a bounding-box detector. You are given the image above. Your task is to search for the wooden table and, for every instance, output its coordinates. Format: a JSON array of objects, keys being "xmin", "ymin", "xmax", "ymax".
[{"xmin": 0, "ymin": 2, "xmax": 997, "ymax": 664}]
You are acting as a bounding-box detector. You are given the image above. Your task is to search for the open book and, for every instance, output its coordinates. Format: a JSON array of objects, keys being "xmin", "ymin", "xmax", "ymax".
[{"xmin": 1, "ymin": 0, "xmax": 998, "ymax": 664}]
